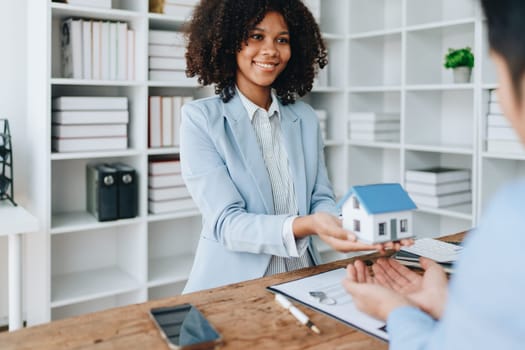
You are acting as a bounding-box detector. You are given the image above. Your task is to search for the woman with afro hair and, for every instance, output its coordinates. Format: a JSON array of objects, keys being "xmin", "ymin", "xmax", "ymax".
[{"xmin": 180, "ymin": 0, "xmax": 404, "ymax": 293}]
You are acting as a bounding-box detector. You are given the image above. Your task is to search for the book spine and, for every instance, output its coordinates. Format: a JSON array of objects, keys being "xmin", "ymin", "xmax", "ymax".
[
  {"xmin": 101, "ymin": 21, "xmax": 110, "ymax": 80},
  {"xmin": 149, "ymin": 96, "xmax": 162, "ymax": 148},
  {"xmin": 92, "ymin": 21, "xmax": 102, "ymax": 79},
  {"xmin": 82, "ymin": 20, "xmax": 92, "ymax": 79},
  {"xmin": 116, "ymin": 22, "xmax": 127, "ymax": 81},
  {"xmin": 62, "ymin": 18, "xmax": 83, "ymax": 79},
  {"xmin": 109, "ymin": 22, "xmax": 117, "ymax": 80},
  {"xmin": 161, "ymin": 97, "xmax": 173, "ymax": 147},
  {"xmin": 127, "ymin": 29, "xmax": 135, "ymax": 80}
]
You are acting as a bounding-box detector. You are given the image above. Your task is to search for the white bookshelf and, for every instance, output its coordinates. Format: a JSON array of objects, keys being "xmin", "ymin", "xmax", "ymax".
[
  {"xmin": 304, "ymin": 0, "xmax": 517, "ymax": 263},
  {"xmin": 25, "ymin": 0, "xmax": 206, "ymax": 324},
  {"xmin": 22, "ymin": 0, "xmax": 521, "ymax": 324}
]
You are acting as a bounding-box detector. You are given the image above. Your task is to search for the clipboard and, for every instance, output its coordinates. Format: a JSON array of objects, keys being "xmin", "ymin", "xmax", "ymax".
[{"xmin": 267, "ymin": 268, "xmax": 388, "ymax": 342}]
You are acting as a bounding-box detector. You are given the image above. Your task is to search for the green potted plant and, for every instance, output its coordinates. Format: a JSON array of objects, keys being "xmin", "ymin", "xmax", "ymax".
[{"xmin": 444, "ymin": 47, "xmax": 475, "ymax": 83}]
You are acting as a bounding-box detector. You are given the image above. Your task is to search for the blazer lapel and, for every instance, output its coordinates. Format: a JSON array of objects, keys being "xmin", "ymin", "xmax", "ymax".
[
  {"xmin": 222, "ymin": 95, "xmax": 275, "ymax": 214},
  {"xmin": 280, "ymin": 105, "xmax": 307, "ymax": 215}
]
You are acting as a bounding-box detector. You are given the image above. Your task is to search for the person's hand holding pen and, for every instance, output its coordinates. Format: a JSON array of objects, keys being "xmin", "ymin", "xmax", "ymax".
[
  {"xmin": 293, "ymin": 212, "xmax": 413, "ymax": 254},
  {"xmin": 275, "ymin": 293, "xmax": 321, "ymax": 334}
]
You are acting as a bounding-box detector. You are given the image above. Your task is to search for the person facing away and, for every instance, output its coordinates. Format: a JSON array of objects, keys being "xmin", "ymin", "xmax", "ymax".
[
  {"xmin": 342, "ymin": 0, "xmax": 525, "ymax": 348},
  {"xmin": 180, "ymin": 0, "xmax": 410, "ymax": 293}
]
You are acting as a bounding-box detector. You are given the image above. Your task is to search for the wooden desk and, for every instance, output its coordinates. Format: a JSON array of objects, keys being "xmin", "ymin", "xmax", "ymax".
[{"xmin": 0, "ymin": 233, "xmax": 464, "ymax": 349}]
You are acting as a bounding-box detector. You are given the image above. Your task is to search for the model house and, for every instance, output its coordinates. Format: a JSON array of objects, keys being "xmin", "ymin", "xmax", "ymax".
[{"xmin": 339, "ymin": 183, "xmax": 417, "ymax": 243}]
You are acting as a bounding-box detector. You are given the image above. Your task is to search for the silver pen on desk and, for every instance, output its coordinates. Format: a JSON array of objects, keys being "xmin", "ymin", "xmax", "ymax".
[{"xmin": 275, "ymin": 293, "xmax": 321, "ymax": 334}]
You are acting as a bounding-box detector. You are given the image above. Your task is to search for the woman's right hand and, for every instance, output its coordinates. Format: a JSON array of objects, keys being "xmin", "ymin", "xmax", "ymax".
[{"xmin": 293, "ymin": 212, "xmax": 401, "ymax": 253}]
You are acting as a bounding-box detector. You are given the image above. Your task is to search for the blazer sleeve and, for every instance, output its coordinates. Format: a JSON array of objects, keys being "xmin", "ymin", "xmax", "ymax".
[{"xmin": 180, "ymin": 102, "xmax": 291, "ymax": 257}]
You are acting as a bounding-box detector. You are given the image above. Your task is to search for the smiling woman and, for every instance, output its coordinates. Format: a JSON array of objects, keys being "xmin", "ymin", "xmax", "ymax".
[{"xmin": 179, "ymin": 0, "xmax": 410, "ymax": 294}]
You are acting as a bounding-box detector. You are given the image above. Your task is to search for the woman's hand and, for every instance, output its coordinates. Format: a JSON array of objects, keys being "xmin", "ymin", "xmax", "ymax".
[{"xmin": 293, "ymin": 212, "xmax": 413, "ymax": 253}]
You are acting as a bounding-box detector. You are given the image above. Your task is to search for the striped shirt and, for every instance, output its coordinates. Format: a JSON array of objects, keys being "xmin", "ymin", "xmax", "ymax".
[{"xmin": 236, "ymin": 87, "xmax": 312, "ymax": 275}]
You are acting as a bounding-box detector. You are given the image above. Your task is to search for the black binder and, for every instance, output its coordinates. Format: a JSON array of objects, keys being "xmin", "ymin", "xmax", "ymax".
[
  {"xmin": 86, "ymin": 164, "xmax": 118, "ymax": 221},
  {"xmin": 111, "ymin": 162, "xmax": 138, "ymax": 219}
]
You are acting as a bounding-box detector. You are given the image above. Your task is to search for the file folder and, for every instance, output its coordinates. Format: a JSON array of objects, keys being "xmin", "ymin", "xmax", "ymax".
[
  {"xmin": 86, "ymin": 163, "xmax": 118, "ymax": 221},
  {"xmin": 111, "ymin": 162, "xmax": 138, "ymax": 219}
]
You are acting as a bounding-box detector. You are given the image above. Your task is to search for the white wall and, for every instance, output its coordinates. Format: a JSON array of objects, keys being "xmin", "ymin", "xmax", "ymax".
[{"xmin": 0, "ymin": 0, "xmax": 28, "ymax": 325}]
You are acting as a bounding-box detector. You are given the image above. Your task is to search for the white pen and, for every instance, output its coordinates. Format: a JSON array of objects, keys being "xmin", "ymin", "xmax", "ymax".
[{"xmin": 275, "ymin": 293, "xmax": 321, "ymax": 334}]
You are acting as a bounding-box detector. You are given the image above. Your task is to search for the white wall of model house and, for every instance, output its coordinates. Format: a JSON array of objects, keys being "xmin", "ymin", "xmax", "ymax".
[{"xmin": 342, "ymin": 196, "xmax": 413, "ymax": 243}]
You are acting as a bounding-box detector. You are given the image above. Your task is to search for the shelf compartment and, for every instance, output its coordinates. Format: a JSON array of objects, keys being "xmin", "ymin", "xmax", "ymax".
[
  {"xmin": 147, "ymin": 217, "xmax": 200, "ymax": 287},
  {"xmin": 51, "ymin": 157, "xmax": 145, "ymax": 221},
  {"xmin": 51, "ymin": 2, "xmax": 143, "ymax": 20},
  {"xmin": 313, "ymin": 38, "xmax": 346, "ymax": 89},
  {"xmin": 51, "ymin": 225, "xmax": 146, "ymax": 307},
  {"xmin": 349, "ymin": 0, "xmax": 402, "ymax": 35},
  {"xmin": 416, "ymin": 203, "xmax": 473, "ymax": 221},
  {"xmin": 413, "ymin": 211, "xmax": 473, "ymax": 238},
  {"xmin": 349, "ymin": 33, "xmax": 401, "ymax": 87},
  {"xmin": 406, "ymin": 23, "xmax": 475, "ymax": 85},
  {"xmin": 302, "ymin": 92, "xmax": 346, "ymax": 142},
  {"xmin": 349, "ymin": 90, "xmax": 401, "ymax": 117},
  {"xmin": 323, "ymin": 146, "xmax": 347, "ymax": 199},
  {"xmin": 148, "ymin": 281, "xmax": 186, "ymax": 301},
  {"xmin": 148, "ymin": 254, "xmax": 193, "ymax": 288},
  {"xmin": 405, "ymin": 150, "xmax": 473, "ymax": 174},
  {"xmin": 479, "ymin": 158, "xmax": 525, "ymax": 214},
  {"xmin": 51, "ymin": 289, "xmax": 144, "ymax": 321},
  {"xmin": 148, "ymin": 12, "xmax": 187, "ymax": 27},
  {"xmin": 50, "ymin": 9, "xmax": 145, "ymax": 81},
  {"xmin": 405, "ymin": 150, "xmax": 474, "ymax": 219},
  {"xmin": 51, "ymin": 85, "xmax": 146, "ymax": 152},
  {"xmin": 51, "ymin": 211, "xmax": 143, "ymax": 234},
  {"xmin": 405, "ymin": 89, "xmax": 474, "ymax": 149},
  {"xmin": 406, "ymin": 0, "xmax": 476, "ymax": 27},
  {"xmin": 481, "ymin": 21, "xmax": 498, "ymax": 85},
  {"xmin": 317, "ymin": 0, "xmax": 349, "ymax": 35},
  {"xmin": 347, "ymin": 146, "xmax": 401, "ymax": 186},
  {"xmin": 51, "ymin": 267, "xmax": 141, "ymax": 308}
]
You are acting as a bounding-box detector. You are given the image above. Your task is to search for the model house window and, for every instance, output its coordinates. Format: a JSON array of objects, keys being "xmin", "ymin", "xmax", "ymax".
[
  {"xmin": 352, "ymin": 197, "xmax": 360, "ymax": 209},
  {"xmin": 378, "ymin": 222, "xmax": 386, "ymax": 236},
  {"xmin": 353, "ymin": 220, "xmax": 360, "ymax": 232},
  {"xmin": 400, "ymin": 219, "xmax": 408, "ymax": 233}
]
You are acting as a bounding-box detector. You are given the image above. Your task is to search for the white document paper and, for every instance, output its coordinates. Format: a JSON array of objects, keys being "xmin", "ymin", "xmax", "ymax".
[{"xmin": 268, "ymin": 268, "xmax": 388, "ymax": 341}]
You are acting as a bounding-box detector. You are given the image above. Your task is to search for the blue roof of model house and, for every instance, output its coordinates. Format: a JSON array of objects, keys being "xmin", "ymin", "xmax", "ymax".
[{"xmin": 337, "ymin": 183, "xmax": 417, "ymax": 214}]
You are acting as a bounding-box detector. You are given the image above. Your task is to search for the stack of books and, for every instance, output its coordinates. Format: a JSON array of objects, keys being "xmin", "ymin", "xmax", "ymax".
[
  {"xmin": 52, "ymin": 96, "xmax": 129, "ymax": 153},
  {"xmin": 405, "ymin": 167, "xmax": 471, "ymax": 208},
  {"xmin": 149, "ymin": 95, "xmax": 194, "ymax": 148},
  {"xmin": 486, "ymin": 89, "xmax": 525, "ymax": 154},
  {"xmin": 148, "ymin": 30, "xmax": 194, "ymax": 83},
  {"xmin": 148, "ymin": 156, "xmax": 197, "ymax": 214},
  {"xmin": 314, "ymin": 109, "xmax": 328, "ymax": 141},
  {"xmin": 62, "ymin": 18, "xmax": 134, "ymax": 80},
  {"xmin": 347, "ymin": 112, "xmax": 400, "ymax": 142}
]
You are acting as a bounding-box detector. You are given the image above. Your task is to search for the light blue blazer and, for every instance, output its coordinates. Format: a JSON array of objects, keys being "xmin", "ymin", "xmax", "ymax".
[{"xmin": 180, "ymin": 93, "xmax": 338, "ymax": 293}]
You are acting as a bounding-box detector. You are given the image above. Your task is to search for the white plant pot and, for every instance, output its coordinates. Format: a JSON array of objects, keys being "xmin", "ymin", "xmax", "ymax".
[{"xmin": 453, "ymin": 67, "xmax": 472, "ymax": 83}]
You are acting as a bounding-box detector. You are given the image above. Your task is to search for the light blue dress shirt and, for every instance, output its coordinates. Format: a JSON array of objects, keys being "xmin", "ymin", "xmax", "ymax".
[{"xmin": 386, "ymin": 179, "xmax": 525, "ymax": 349}]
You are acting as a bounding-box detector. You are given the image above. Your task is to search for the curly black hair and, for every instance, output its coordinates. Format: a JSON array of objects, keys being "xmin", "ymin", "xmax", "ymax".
[{"xmin": 184, "ymin": 0, "xmax": 327, "ymax": 105}]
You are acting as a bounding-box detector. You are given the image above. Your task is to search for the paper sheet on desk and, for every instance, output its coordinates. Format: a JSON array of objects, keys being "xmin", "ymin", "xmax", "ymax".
[{"xmin": 268, "ymin": 268, "xmax": 388, "ymax": 341}]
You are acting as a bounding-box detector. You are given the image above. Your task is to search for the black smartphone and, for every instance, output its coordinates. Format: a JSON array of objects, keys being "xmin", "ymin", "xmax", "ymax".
[{"xmin": 150, "ymin": 304, "xmax": 223, "ymax": 350}]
